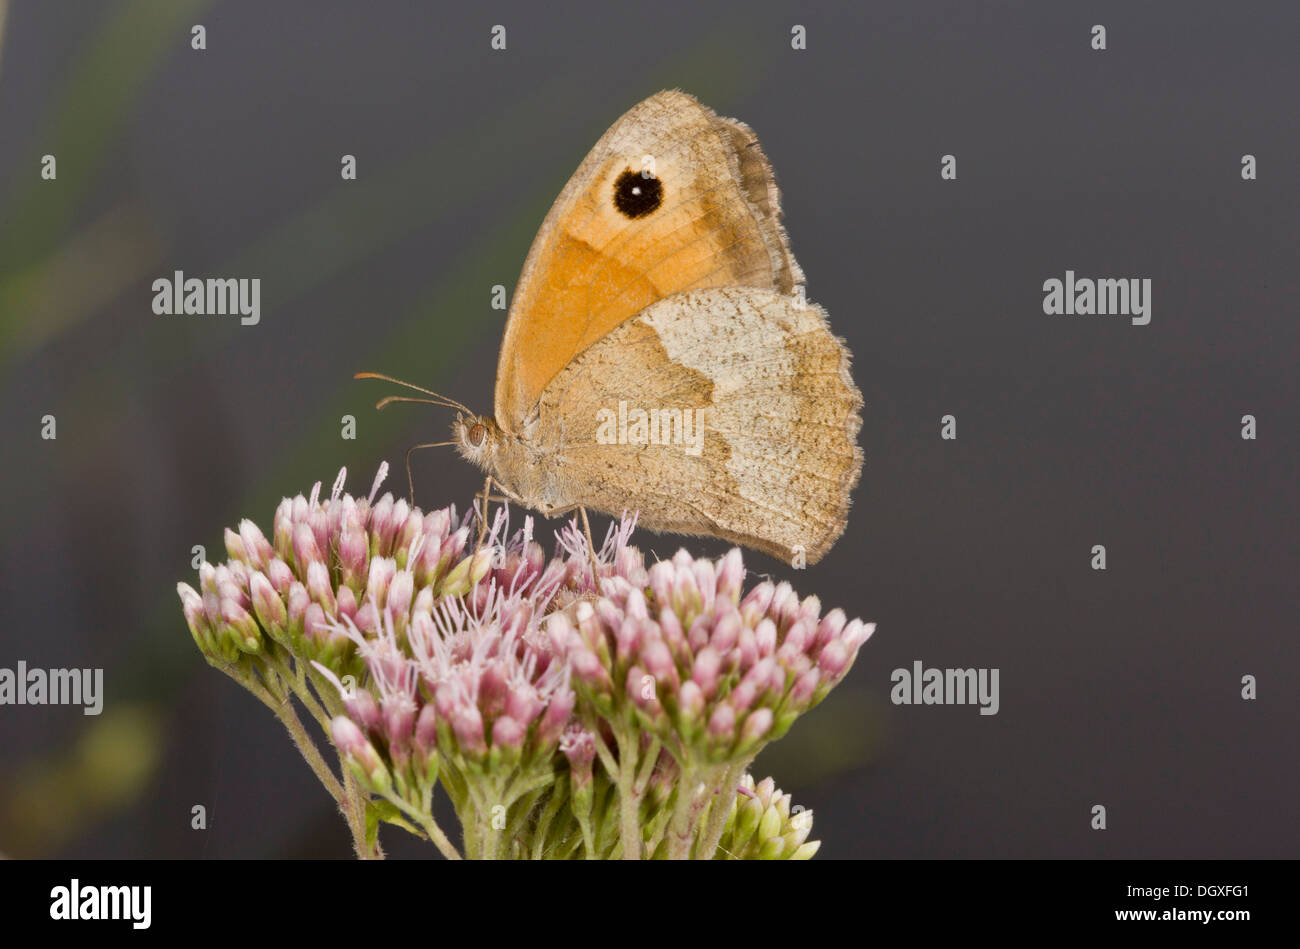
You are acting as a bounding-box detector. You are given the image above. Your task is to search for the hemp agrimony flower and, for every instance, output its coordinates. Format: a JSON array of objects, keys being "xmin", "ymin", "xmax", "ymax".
[{"xmin": 178, "ymin": 466, "xmax": 874, "ymax": 859}]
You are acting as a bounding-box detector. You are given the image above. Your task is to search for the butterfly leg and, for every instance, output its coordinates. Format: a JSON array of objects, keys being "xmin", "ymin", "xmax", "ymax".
[
  {"xmin": 474, "ymin": 475, "xmax": 523, "ymax": 550},
  {"xmin": 475, "ymin": 475, "xmax": 494, "ymax": 547},
  {"xmin": 579, "ymin": 506, "xmax": 602, "ymax": 591}
]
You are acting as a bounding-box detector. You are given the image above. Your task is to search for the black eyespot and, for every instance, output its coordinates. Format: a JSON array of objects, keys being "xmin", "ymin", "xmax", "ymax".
[{"xmin": 613, "ymin": 169, "xmax": 663, "ymax": 218}]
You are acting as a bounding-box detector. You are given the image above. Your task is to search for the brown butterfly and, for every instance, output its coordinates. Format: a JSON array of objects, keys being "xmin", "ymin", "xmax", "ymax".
[{"xmin": 360, "ymin": 91, "xmax": 862, "ymax": 565}]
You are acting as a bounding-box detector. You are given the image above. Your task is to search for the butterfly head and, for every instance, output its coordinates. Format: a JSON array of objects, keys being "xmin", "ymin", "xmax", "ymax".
[{"xmin": 452, "ymin": 412, "xmax": 501, "ymax": 468}]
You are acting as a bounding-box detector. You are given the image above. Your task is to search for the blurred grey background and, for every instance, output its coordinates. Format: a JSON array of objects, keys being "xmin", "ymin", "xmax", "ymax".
[{"xmin": 0, "ymin": 0, "xmax": 1296, "ymax": 858}]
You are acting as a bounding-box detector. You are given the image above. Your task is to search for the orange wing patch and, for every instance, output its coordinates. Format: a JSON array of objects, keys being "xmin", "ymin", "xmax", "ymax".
[{"xmin": 493, "ymin": 90, "xmax": 803, "ymax": 431}]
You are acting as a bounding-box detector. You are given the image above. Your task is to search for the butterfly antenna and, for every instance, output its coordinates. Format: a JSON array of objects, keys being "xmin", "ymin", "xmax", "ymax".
[
  {"xmin": 353, "ymin": 371, "xmax": 473, "ymax": 415},
  {"xmin": 374, "ymin": 395, "xmax": 456, "ymax": 411}
]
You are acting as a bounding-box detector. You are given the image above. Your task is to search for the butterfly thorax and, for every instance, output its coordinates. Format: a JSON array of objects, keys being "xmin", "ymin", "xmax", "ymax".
[{"xmin": 452, "ymin": 412, "xmax": 571, "ymax": 515}]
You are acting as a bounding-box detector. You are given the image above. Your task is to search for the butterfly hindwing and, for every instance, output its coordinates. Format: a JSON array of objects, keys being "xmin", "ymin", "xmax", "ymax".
[{"xmin": 534, "ymin": 287, "xmax": 862, "ymax": 564}]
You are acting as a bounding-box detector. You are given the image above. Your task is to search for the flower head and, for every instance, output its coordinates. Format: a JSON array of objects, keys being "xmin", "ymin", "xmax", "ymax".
[{"xmin": 179, "ymin": 466, "xmax": 874, "ymax": 858}]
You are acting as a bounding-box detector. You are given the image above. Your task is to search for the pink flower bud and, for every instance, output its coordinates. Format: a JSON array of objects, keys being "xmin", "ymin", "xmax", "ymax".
[
  {"xmin": 451, "ymin": 704, "xmax": 487, "ymax": 757},
  {"xmin": 266, "ymin": 557, "xmax": 294, "ymax": 595},
  {"xmin": 813, "ymin": 608, "xmax": 846, "ymax": 650},
  {"xmin": 224, "ymin": 528, "xmax": 249, "ymax": 564},
  {"xmin": 640, "ymin": 638, "xmax": 676, "ymax": 685},
  {"xmin": 842, "ymin": 619, "xmax": 875, "ymax": 652},
  {"xmin": 305, "ymin": 560, "xmax": 336, "ymax": 614},
  {"xmin": 771, "ymin": 582, "xmax": 799, "ymax": 628},
  {"xmin": 331, "ymin": 715, "xmax": 390, "ymax": 791},
  {"xmin": 729, "ymin": 679, "xmax": 758, "ymax": 714},
  {"xmin": 595, "ymin": 599, "xmax": 622, "ymax": 638},
  {"xmin": 657, "ymin": 607, "xmax": 685, "ymax": 657},
  {"xmin": 691, "ymin": 647, "xmax": 723, "ymax": 699},
  {"xmin": 687, "ymin": 615, "xmax": 711, "ymax": 653},
  {"xmin": 570, "ymin": 647, "xmax": 610, "ymax": 691},
  {"xmin": 366, "ymin": 556, "xmax": 396, "ymax": 609},
  {"xmin": 178, "ymin": 583, "xmax": 215, "ymax": 654},
  {"xmin": 717, "ymin": 548, "xmax": 745, "ymax": 603},
  {"xmin": 648, "ymin": 560, "xmax": 674, "ymax": 608},
  {"xmin": 708, "ymin": 704, "xmax": 735, "ymax": 739},
  {"xmin": 308, "ymin": 508, "xmax": 331, "ymax": 563},
  {"xmin": 331, "ymin": 714, "xmax": 367, "ymax": 757},
  {"xmin": 740, "ymin": 580, "xmax": 776, "ymax": 623},
  {"xmin": 272, "ymin": 498, "xmax": 294, "ymax": 561},
  {"xmin": 739, "ymin": 708, "xmax": 774, "ymax": 746},
  {"xmin": 781, "ymin": 618, "xmax": 813, "ymax": 656},
  {"xmin": 217, "ymin": 579, "xmax": 246, "ymax": 610},
  {"xmin": 692, "ymin": 559, "xmax": 717, "ymax": 605},
  {"xmin": 797, "ymin": 594, "xmax": 821, "ymax": 624},
  {"xmin": 198, "ymin": 561, "xmax": 218, "ymax": 595},
  {"xmin": 478, "ymin": 662, "xmax": 510, "ymax": 720},
  {"xmin": 249, "ymin": 571, "xmax": 287, "ymax": 638},
  {"xmin": 505, "ymin": 685, "xmax": 544, "ymax": 729},
  {"xmin": 386, "ymin": 569, "xmax": 414, "ymax": 618},
  {"xmin": 302, "ymin": 602, "xmax": 328, "ymax": 645},
  {"xmin": 674, "ymin": 565, "xmax": 702, "ymax": 618},
  {"xmin": 535, "ymin": 687, "xmax": 574, "ymax": 748},
  {"xmin": 335, "ymin": 584, "xmax": 358, "ymax": 622},
  {"xmin": 384, "ymin": 695, "xmax": 416, "ymax": 758},
  {"xmin": 239, "ymin": 519, "xmax": 274, "ymax": 569},
  {"xmin": 677, "ymin": 680, "xmax": 705, "ymax": 722},
  {"xmin": 615, "ymin": 545, "xmax": 646, "ymax": 587},
  {"xmin": 491, "ymin": 715, "xmax": 526, "ymax": 751},
  {"xmin": 791, "ymin": 668, "xmax": 820, "ymax": 705},
  {"xmin": 817, "ymin": 639, "xmax": 850, "ymax": 679},
  {"xmin": 287, "ymin": 582, "xmax": 309, "ymax": 634},
  {"xmin": 293, "ymin": 522, "xmax": 323, "ymax": 573},
  {"xmin": 627, "ymin": 666, "xmax": 661, "ymax": 714},
  {"xmin": 370, "ymin": 493, "xmax": 396, "ymax": 555},
  {"xmin": 615, "ymin": 616, "xmax": 642, "ymax": 664},
  {"xmin": 545, "ymin": 613, "xmax": 575, "ymax": 653},
  {"xmin": 414, "ymin": 702, "xmax": 438, "ymax": 757},
  {"xmin": 710, "ymin": 609, "xmax": 741, "ymax": 652},
  {"xmin": 338, "ymin": 520, "xmax": 368, "ymax": 589},
  {"xmin": 395, "ymin": 510, "xmax": 423, "ymax": 561},
  {"xmin": 346, "ymin": 686, "xmax": 382, "ymax": 735},
  {"xmin": 221, "ymin": 598, "xmax": 261, "ymax": 653}
]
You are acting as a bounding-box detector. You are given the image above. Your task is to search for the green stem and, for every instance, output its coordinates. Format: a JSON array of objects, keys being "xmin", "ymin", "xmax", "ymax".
[
  {"xmin": 697, "ymin": 757, "xmax": 752, "ymax": 859},
  {"xmin": 342, "ymin": 771, "xmax": 383, "ymax": 859},
  {"xmin": 379, "ymin": 787, "xmax": 462, "ymax": 860},
  {"xmin": 666, "ymin": 761, "xmax": 721, "ymax": 859},
  {"xmin": 614, "ymin": 728, "xmax": 642, "ymax": 860},
  {"xmin": 268, "ymin": 651, "xmax": 331, "ymax": 731},
  {"xmin": 531, "ymin": 783, "xmax": 569, "ymax": 859},
  {"xmin": 225, "ymin": 660, "xmax": 345, "ymax": 805}
]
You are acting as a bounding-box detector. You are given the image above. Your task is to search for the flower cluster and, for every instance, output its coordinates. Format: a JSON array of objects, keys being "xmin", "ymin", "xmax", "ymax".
[
  {"xmin": 177, "ymin": 466, "xmax": 874, "ymax": 859},
  {"xmin": 548, "ymin": 549, "xmax": 873, "ymax": 765}
]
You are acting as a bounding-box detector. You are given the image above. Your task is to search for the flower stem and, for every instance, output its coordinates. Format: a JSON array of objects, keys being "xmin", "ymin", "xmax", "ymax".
[
  {"xmin": 379, "ymin": 787, "xmax": 462, "ymax": 860},
  {"xmin": 614, "ymin": 728, "xmax": 642, "ymax": 860},
  {"xmin": 696, "ymin": 757, "xmax": 753, "ymax": 859}
]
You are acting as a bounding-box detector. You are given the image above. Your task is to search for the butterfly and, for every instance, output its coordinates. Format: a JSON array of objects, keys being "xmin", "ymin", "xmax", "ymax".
[{"xmin": 360, "ymin": 90, "xmax": 862, "ymax": 565}]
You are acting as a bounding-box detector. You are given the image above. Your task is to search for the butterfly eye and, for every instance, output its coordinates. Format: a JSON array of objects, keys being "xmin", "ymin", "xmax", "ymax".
[
  {"xmin": 613, "ymin": 169, "xmax": 663, "ymax": 219},
  {"xmin": 468, "ymin": 422, "xmax": 486, "ymax": 447}
]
